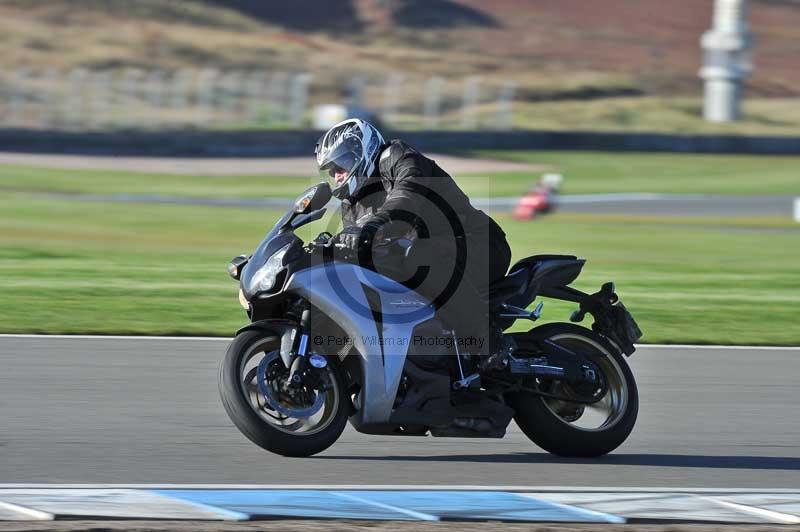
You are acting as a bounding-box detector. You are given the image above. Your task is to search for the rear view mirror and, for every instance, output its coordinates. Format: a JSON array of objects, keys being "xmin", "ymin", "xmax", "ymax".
[
  {"xmin": 294, "ymin": 182, "xmax": 332, "ymax": 214},
  {"xmin": 227, "ymin": 254, "xmax": 249, "ymax": 280}
]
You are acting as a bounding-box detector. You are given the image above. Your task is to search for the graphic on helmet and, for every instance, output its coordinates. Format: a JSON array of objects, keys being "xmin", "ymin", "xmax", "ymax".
[{"xmin": 315, "ymin": 119, "xmax": 384, "ymax": 200}]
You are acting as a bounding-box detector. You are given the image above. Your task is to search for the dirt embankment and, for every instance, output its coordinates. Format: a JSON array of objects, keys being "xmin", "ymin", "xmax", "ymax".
[{"xmin": 2, "ymin": 0, "xmax": 800, "ymax": 97}]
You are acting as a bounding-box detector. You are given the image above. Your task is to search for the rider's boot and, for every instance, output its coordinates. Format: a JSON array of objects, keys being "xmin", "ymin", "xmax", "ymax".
[{"xmin": 479, "ymin": 328, "xmax": 516, "ymax": 372}]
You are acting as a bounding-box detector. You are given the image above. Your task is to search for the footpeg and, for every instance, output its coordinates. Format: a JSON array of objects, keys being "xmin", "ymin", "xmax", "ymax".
[
  {"xmin": 452, "ymin": 373, "xmax": 481, "ymax": 390},
  {"xmin": 499, "ymin": 301, "xmax": 544, "ymax": 321}
]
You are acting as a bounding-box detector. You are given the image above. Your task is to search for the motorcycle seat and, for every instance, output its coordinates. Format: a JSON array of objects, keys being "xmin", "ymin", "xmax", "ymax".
[
  {"xmin": 506, "ymin": 254, "xmax": 585, "ymax": 308},
  {"xmin": 509, "ymin": 254, "xmax": 579, "ymax": 275},
  {"xmin": 485, "ymin": 267, "xmax": 528, "ymax": 306},
  {"xmin": 486, "ymin": 254, "xmax": 585, "ymax": 309}
]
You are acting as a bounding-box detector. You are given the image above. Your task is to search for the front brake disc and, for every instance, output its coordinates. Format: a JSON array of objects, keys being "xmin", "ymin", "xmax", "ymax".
[{"xmin": 257, "ymin": 352, "xmax": 325, "ymax": 418}]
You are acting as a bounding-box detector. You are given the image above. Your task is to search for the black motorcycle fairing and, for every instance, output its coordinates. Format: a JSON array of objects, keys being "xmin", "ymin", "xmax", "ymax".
[
  {"xmin": 238, "ymin": 197, "xmax": 328, "ymax": 300},
  {"xmin": 290, "ymin": 208, "xmax": 327, "ymax": 230},
  {"xmin": 240, "ymin": 231, "xmax": 303, "ymax": 300}
]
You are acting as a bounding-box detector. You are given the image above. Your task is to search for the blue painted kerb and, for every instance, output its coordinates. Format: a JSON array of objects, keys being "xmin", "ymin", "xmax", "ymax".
[{"xmin": 155, "ymin": 489, "xmax": 626, "ymax": 523}]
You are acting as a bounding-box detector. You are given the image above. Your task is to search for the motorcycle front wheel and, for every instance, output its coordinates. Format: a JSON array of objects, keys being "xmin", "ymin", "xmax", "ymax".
[
  {"xmin": 507, "ymin": 323, "xmax": 639, "ymax": 457},
  {"xmin": 219, "ymin": 330, "xmax": 349, "ymax": 457}
]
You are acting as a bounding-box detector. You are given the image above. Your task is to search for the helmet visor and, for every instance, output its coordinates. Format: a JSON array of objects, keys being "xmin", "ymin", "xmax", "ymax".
[{"xmin": 317, "ymin": 137, "xmax": 364, "ymax": 191}]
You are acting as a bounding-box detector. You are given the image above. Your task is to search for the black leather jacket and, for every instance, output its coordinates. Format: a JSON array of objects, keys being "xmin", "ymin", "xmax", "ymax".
[{"xmin": 341, "ymin": 139, "xmax": 494, "ymax": 239}]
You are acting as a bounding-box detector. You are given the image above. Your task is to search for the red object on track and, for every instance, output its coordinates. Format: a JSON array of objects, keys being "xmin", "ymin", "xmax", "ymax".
[{"xmin": 513, "ymin": 189, "xmax": 550, "ymax": 220}]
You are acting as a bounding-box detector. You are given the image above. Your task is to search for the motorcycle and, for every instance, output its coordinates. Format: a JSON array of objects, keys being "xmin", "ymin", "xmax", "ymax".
[{"xmin": 220, "ymin": 182, "xmax": 642, "ymax": 457}]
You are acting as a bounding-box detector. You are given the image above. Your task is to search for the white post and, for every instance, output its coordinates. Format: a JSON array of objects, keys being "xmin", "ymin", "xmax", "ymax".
[
  {"xmin": 493, "ymin": 81, "xmax": 516, "ymax": 130},
  {"xmin": 90, "ymin": 70, "xmax": 112, "ymax": 130},
  {"xmin": 423, "ymin": 76, "xmax": 444, "ymax": 129},
  {"xmin": 39, "ymin": 68, "xmax": 60, "ymax": 128},
  {"xmin": 8, "ymin": 68, "xmax": 30, "ymax": 126},
  {"xmin": 219, "ymin": 70, "xmax": 245, "ymax": 125},
  {"xmin": 382, "ymin": 73, "xmax": 405, "ymax": 127},
  {"xmin": 27, "ymin": 69, "xmax": 44, "ymax": 128},
  {"xmin": 347, "ymin": 75, "xmax": 367, "ymax": 110},
  {"xmin": 794, "ymin": 198, "xmax": 800, "ymax": 223},
  {"xmin": 116, "ymin": 68, "xmax": 143, "ymax": 128},
  {"xmin": 65, "ymin": 68, "xmax": 88, "ymax": 129},
  {"xmin": 245, "ymin": 71, "xmax": 268, "ymax": 125},
  {"xmin": 267, "ymin": 71, "xmax": 289, "ymax": 124},
  {"xmin": 460, "ymin": 76, "xmax": 481, "ymax": 129},
  {"xmin": 288, "ymin": 73, "xmax": 312, "ymax": 127},
  {"xmin": 146, "ymin": 70, "xmax": 166, "ymax": 128},
  {"xmin": 700, "ymin": 0, "xmax": 752, "ymax": 122},
  {"xmin": 194, "ymin": 68, "xmax": 218, "ymax": 126},
  {"xmin": 170, "ymin": 69, "xmax": 194, "ymax": 127}
]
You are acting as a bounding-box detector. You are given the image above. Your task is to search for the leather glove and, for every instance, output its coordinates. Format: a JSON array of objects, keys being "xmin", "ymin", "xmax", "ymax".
[
  {"xmin": 332, "ymin": 222, "xmax": 381, "ymax": 263},
  {"xmin": 332, "ymin": 225, "xmax": 365, "ymax": 252}
]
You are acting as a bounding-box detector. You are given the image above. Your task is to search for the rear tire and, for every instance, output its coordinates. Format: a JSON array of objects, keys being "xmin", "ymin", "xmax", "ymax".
[
  {"xmin": 219, "ymin": 330, "xmax": 348, "ymax": 457},
  {"xmin": 507, "ymin": 323, "xmax": 638, "ymax": 457}
]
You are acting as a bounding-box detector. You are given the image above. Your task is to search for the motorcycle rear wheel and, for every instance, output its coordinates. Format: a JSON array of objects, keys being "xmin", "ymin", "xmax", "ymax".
[
  {"xmin": 219, "ymin": 330, "xmax": 349, "ymax": 457},
  {"xmin": 507, "ymin": 323, "xmax": 638, "ymax": 457}
]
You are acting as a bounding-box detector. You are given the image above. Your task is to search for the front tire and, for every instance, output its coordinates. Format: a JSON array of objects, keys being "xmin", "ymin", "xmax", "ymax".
[
  {"xmin": 507, "ymin": 323, "xmax": 638, "ymax": 457},
  {"xmin": 219, "ymin": 330, "xmax": 348, "ymax": 457}
]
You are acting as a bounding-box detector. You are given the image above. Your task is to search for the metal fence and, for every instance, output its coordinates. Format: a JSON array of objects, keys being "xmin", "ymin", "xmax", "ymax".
[{"xmin": 0, "ymin": 68, "xmax": 516, "ymax": 131}]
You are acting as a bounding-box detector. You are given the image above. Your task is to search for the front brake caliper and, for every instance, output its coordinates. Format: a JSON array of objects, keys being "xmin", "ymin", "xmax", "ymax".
[{"xmin": 257, "ymin": 351, "xmax": 325, "ymax": 418}]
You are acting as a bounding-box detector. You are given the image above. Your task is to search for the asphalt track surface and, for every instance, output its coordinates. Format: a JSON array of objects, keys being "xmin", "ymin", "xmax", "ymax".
[
  {"xmin": 552, "ymin": 194, "xmax": 796, "ymax": 217},
  {"xmin": 1, "ymin": 336, "xmax": 798, "ymax": 487}
]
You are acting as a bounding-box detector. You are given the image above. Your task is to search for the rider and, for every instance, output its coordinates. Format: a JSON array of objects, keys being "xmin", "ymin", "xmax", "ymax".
[{"xmin": 315, "ymin": 118, "xmax": 512, "ymax": 367}]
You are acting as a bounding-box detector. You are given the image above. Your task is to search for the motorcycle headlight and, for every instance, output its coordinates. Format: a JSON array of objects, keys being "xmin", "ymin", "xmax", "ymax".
[{"xmin": 249, "ymin": 243, "xmax": 291, "ymax": 293}]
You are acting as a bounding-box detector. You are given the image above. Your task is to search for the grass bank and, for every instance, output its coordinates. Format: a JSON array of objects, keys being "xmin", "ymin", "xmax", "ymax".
[
  {"xmin": 2, "ymin": 193, "xmax": 798, "ymax": 344},
  {"xmin": 466, "ymin": 151, "xmax": 800, "ymax": 196}
]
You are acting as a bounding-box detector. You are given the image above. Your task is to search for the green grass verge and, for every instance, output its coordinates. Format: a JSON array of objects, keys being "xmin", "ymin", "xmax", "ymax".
[
  {"xmin": 465, "ymin": 151, "xmax": 800, "ymax": 195},
  {"xmin": 500, "ymin": 213, "xmax": 800, "ymax": 344},
  {"xmin": 2, "ymin": 193, "xmax": 798, "ymax": 344},
  {"xmin": 0, "ymin": 164, "xmax": 306, "ymax": 198}
]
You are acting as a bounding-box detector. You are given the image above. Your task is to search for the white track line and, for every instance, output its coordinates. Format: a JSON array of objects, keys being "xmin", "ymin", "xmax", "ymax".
[
  {"xmin": 516, "ymin": 494, "xmax": 626, "ymax": 523},
  {"xmin": 165, "ymin": 498, "xmax": 249, "ymax": 521},
  {"xmin": 0, "ymin": 501, "xmax": 53, "ymax": 520},
  {"xmin": 1, "ymin": 334, "xmax": 798, "ymax": 350},
  {"xmin": 700, "ymin": 496, "xmax": 800, "ymax": 524},
  {"xmin": 639, "ymin": 344, "xmax": 800, "ymax": 351},
  {"xmin": 329, "ymin": 491, "xmax": 439, "ymax": 521}
]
